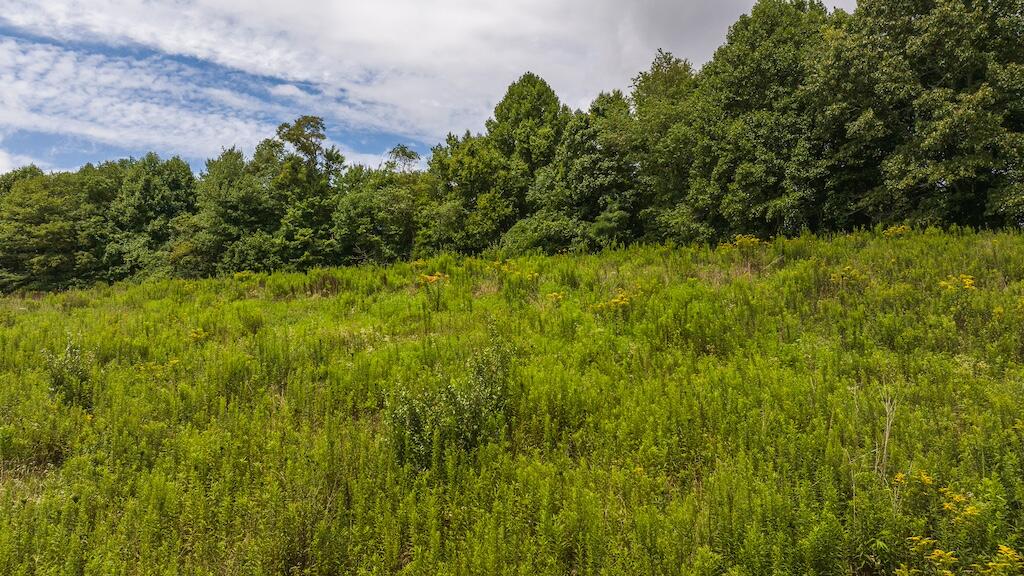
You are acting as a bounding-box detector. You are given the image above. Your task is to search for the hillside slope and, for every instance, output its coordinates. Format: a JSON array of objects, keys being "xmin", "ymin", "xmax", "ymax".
[{"xmin": 3, "ymin": 229, "xmax": 1024, "ymax": 574}]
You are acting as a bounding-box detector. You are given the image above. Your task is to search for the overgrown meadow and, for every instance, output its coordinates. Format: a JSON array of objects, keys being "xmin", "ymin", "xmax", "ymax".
[{"xmin": 3, "ymin": 228, "xmax": 1024, "ymax": 575}]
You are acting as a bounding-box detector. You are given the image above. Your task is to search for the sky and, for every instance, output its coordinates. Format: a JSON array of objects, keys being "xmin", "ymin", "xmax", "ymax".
[{"xmin": 0, "ymin": 0, "xmax": 858, "ymax": 173}]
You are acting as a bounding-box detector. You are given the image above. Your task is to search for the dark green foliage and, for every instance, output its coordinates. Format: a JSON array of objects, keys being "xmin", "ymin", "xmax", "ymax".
[
  {"xmin": 683, "ymin": 0, "xmax": 830, "ymax": 239},
  {"xmin": 106, "ymin": 153, "xmax": 197, "ymax": 279},
  {"xmin": 0, "ymin": 166, "xmax": 119, "ymax": 291},
  {"xmin": 171, "ymin": 119, "xmax": 350, "ymax": 276},
  {"xmin": 486, "ymin": 72, "xmax": 571, "ymax": 180},
  {"xmin": 418, "ymin": 132, "xmax": 516, "ymax": 253},
  {"xmin": 517, "ymin": 92, "xmax": 640, "ymax": 253},
  {"xmin": 170, "ymin": 146, "xmax": 284, "ymax": 276},
  {"xmin": 805, "ymin": 0, "xmax": 1024, "ymax": 228},
  {"xmin": 332, "ymin": 150, "xmax": 429, "ymax": 264},
  {"xmin": 0, "ymin": 165, "xmax": 43, "ymax": 198},
  {"xmin": 333, "ymin": 176, "xmax": 419, "ymax": 263},
  {"xmin": 417, "ymin": 74, "xmax": 571, "ymax": 256},
  {"xmin": 274, "ymin": 116, "xmax": 347, "ymax": 269},
  {"xmin": 500, "ymin": 209, "xmax": 592, "ymax": 255},
  {"xmin": 628, "ymin": 50, "xmax": 702, "ymax": 242}
]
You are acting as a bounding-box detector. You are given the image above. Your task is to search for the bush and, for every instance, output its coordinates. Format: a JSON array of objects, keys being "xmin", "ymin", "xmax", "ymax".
[
  {"xmin": 42, "ymin": 336, "xmax": 94, "ymax": 410},
  {"xmin": 500, "ymin": 210, "xmax": 592, "ymax": 255},
  {"xmin": 389, "ymin": 336, "xmax": 516, "ymax": 469}
]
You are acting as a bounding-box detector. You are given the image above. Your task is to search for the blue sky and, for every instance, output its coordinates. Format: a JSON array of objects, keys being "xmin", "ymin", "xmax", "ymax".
[{"xmin": 0, "ymin": 0, "xmax": 856, "ymax": 174}]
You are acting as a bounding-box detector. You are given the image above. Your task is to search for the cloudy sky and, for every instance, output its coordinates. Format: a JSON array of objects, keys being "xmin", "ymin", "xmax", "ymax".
[{"xmin": 0, "ymin": 0, "xmax": 857, "ymax": 173}]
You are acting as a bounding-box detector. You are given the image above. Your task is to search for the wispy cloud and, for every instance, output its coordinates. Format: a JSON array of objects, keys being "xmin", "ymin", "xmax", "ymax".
[{"xmin": 0, "ymin": 38, "xmax": 278, "ymax": 160}]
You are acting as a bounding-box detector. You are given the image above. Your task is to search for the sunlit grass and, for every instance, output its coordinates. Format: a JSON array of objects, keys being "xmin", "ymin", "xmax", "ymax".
[{"xmin": 3, "ymin": 228, "xmax": 1024, "ymax": 574}]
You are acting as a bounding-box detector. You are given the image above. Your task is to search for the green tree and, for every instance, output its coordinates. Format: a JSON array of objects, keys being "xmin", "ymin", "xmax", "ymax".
[
  {"xmin": 486, "ymin": 72, "xmax": 571, "ymax": 178},
  {"xmin": 486, "ymin": 73, "xmax": 571, "ymax": 219},
  {"xmin": 420, "ymin": 74, "xmax": 571, "ymax": 255},
  {"xmin": 628, "ymin": 50, "xmax": 702, "ymax": 242},
  {"xmin": 273, "ymin": 116, "xmax": 346, "ymax": 269},
  {"xmin": 173, "ymin": 117, "xmax": 347, "ymax": 276},
  {"xmin": 0, "ymin": 165, "xmax": 44, "ymax": 198},
  {"xmin": 805, "ymin": 0, "xmax": 1024, "ymax": 227},
  {"xmin": 418, "ymin": 133, "xmax": 513, "ymax": 254},
  {"xmin": 106, "ymin": 153, "xmax": 196, "ymax": 279},
  {"xmin": 386, "ymin": 144, "xmax": 422, "ymax": 173},
  {"xmin": 0, "ymin": 165, "xmax": 120, "ymax": 291},
  {"xmin": 332, "ymin": 147, "xmax": 430, "ymax": 264},
  {"xmin": 169, "ymin": 145, "xmax": 286, "ymax": 276},
  {"xmin": 682, "ymin": 0, "xmax": 830, "ymax": 241},
  {"xmin": 505, "ymin": 91, "xmax": 640, "ymax": 254}
]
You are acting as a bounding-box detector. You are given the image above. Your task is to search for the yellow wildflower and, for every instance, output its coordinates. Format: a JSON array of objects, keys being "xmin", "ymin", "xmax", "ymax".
[
  {"xmin": 998, "ymin": 545, "xmax": 1022, "ymax": 561},
  {"xmin": 595, "ymin": 289, "xmax": 632, "ymax": 313},
  {"xmin": 418, "ymin": 272, "xmax": 448, "ymax": 286},
  {"xmin": 941, "ymin": 274, "xmax": 977, "ymax": 291},
  {"xmin": 734, "ymin": 234, "xmax": 762, "ymax": 249},
  {"xmin": 927, "ymin": 548, "xmax": 958, "ymax": 571},
  {"xmin": 883, "ymin": 224, "xmax": 912, "ymax": 238}
]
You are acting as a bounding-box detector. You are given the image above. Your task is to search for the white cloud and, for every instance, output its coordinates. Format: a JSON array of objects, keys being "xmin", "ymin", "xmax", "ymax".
[
  {"xmin": 0, "ymin": 36, "xmax": 424, "ymax": 169},
  {"xmin": 0, "ymin": 0, "xmax": 859, "ymax": 149},
  {"xmin": 335, "ymin": 142, "xmax": 389, "ymax": 170},
  {"xmin": 0, "ymin": 147, "xmax": 40, "ymax": 172},
  {"xmin": 0, "ymin": 38, "xmax": 279, "ymax": 160},
  {"xmin": 0, "ymin": 131, "xmax": 46, "ymax": 172}
]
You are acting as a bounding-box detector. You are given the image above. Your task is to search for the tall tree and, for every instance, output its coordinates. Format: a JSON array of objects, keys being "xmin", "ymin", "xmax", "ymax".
[
  {"xmin": 175, "ymin": 116, "xmax": 347, "ymax": 276},
  {"xmin": 0, "ymin": 165, "xmax": 44, "ymax": 198},
  {"xmin": 419, "ymin": 73, "xmax": 572, "ymax": 255},
  {"xmin": 629, "ymin": 50, "xmax": 701, "ymax": 242},
  {"xmin": 105, "ymin": 153, "xmax": 196, "ymax": 279},
  {"xmin": 418, "ymin": 132, "xmax": 513, "ymax": 254},
  {"xmin": 805, "ymin": 0, "xmax": 1024, "ymax": 227},
  {"xmin": 504, "ymin": 91, "xmax": 640, "ymax": 254},
  {"xmin": 0, "ymin": 164, "xmax": 121, "ymax": 291},
  {"xmin": 169, "ymin": 144, "xmax": 286, "ymax": 276},
  {"xmin": 332, "ymin": 146, "xmax": 431, "ymax": 264},
  {"xmin": 273, "ymin": 116, "xmax": 346, "ymax": 268},
  {"xmin": 486, "ymin": 73, "xmax": 571, "ymax": 218},
  {"xmin": 682, "ymin": 0, "xmax": 830, "ymax": 241},
  {"xmin": 486, "ymin": 72, "xmax": 571, "ymax": 177}
]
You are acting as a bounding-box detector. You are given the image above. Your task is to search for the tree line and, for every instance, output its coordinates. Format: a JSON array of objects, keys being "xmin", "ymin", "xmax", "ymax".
[{"xmin": 1, "ymin": 0, "xmax": 1021, "ymax": 292}]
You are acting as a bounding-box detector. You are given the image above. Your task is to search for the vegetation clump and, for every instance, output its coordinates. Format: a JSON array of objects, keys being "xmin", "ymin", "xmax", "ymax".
[
  {"xmin": 389, "ymin": 335, "xmax": 516, "ymax": 470},
  {"xmin": 42, "ymin": 336, "xmax": 94, "ymax": 410}
]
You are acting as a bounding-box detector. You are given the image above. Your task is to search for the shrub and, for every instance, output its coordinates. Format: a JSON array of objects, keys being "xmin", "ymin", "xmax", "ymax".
[
  {"xmin": 42, "ymin": 336, "xmax": 94, "ymax": 410},
  {"xmin": 389, "ymin": 336, "xmax": 516, "ymax": 469}
]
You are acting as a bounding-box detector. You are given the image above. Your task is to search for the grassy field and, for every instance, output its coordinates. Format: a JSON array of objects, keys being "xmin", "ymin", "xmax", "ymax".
[{"xmin": 3, "ymin": 229, "xmax": 1024, "ymax": 575}]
